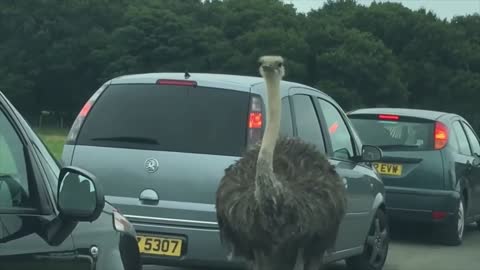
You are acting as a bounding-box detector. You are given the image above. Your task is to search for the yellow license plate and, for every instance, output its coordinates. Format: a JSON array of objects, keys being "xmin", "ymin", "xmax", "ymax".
[
  {"xmin": 373, "ymin": 163, "xmax": 403, "ymax": 176},
  {"xmin": 136, "ymin": 235, "xmax": 183, "ymax": 257}
]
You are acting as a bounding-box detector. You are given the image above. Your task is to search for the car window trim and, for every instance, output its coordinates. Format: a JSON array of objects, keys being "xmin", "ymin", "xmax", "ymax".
[
  {"xmin": 280, "ymin": 96, "xmax": 295, "ymax": 138},
  {"xmin": 0, "ymin": 101, "xmax": 53, "ymax": 215}
]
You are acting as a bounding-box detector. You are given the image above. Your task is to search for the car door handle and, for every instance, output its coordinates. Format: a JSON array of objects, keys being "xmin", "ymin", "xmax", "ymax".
[{"xmin": 139, "ymin": 189, "xmax": 159, "ymax": 203}]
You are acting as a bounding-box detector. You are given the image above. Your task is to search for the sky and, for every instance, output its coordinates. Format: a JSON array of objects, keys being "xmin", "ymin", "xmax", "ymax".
[{"xmin": 284, "ymin": 0, "xmax": 480, "ymax": 20}]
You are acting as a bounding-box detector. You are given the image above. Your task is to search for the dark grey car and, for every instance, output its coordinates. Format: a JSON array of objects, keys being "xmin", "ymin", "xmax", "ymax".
[
  {"xmin": 62, "ymin": 73, "xmax": 389, "ymax": 270},
  {"xmin": 0, "ymin": 91, "xmax": 141, "ymax": 270},
  {"xmin": 348, "ymin": 108, "xmax": 480, "ymax": 246}
]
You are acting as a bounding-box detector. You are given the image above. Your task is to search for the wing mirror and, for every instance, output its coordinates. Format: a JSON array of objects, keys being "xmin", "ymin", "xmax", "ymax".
[
  {"xmin": 57, "ymin": 166, "xmax": 105, "ymax": 222},
  {"xmin": 361, "ymin": 145, "xmax": 383, "ymax": 162}
]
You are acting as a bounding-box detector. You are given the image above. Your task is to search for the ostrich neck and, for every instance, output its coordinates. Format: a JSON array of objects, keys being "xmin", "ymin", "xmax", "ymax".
[{"xmin": 257, "ymin": 76, "xmax": 281, "ymax": 170}]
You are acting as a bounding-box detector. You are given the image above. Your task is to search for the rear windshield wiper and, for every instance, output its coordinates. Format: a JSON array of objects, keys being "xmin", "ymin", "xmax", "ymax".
[
  {"xmin": 90, "ymin": 136, "xmax": 158, "ymax": 145},
  {"xmin": 379, "ymin": 144, "xmax": 420, "ymax": 149}
]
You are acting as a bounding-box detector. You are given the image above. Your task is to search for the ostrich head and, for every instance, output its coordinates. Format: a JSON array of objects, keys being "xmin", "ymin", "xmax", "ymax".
[{"xmin": 259, "ymin": 56, "xmax": 285, "ymax": 81}]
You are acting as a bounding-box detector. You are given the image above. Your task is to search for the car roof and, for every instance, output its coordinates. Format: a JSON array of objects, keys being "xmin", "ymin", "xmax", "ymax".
[
  {"xmin": 108, "ymin": 72, "xmax": 315, "ymax": 93},
  {"xmin": 347, "ymin": 107, "xmax": 456, "ymax": 121}
]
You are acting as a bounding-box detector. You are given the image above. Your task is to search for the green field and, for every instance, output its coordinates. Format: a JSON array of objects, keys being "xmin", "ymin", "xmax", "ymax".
[{"xmin": 35, "ymin": 128, "xmax": 69, "ymax": 160}]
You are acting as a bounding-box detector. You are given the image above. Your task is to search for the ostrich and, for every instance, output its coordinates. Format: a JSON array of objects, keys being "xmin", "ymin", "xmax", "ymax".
[{"xmin": 215, "ymin": 56, "xmax": 348, "ymax": 270}]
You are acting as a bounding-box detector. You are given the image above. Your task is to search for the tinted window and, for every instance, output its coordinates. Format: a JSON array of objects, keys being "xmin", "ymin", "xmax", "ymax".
[
  {"xmin": 349, "ymin": 115, "xmax": 434, "ymax": 151},
  {"xmin": 280, "ymin": 97, "xmax": 293, "ymax": 137},
  {"xmin": 0, "ymin": 110, "xmax": 34, "ymax": 209},
  {"xmin": 318, "ymin": 99, "xmax": 354, "ymax": 159},
  {"xmin": 452, "ymin": 121, "xmax": 471, "ymax": 155},
  {"xmin": 291, "ymin": 95, "xmax": 325, "ymax": 152},
  {"xmin": 77, "ymin": 84, "xmax": 250, "ymax": 156},
  {"xmin": 462, "ymin": 122, "xmax": 480, "ymax": 155}
]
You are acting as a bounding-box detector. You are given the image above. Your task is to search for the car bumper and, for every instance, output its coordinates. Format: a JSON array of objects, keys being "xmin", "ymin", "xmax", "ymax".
[
  {"xmin": 385, "ymin": 187, "xmax": 460, "ymax": 224},
  {"xmin": 129, "ymin": 220, "xmax": 245, "ymax": 269}
]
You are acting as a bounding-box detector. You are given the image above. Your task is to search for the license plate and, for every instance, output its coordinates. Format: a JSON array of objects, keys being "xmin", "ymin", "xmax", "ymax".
[
  {"xmin": 136, "ymin": 235, "xmax": 183, "ymax": 257},
  {"xmin": 373, "ymin": 163, "xmax": 403, "ymax": 176}
]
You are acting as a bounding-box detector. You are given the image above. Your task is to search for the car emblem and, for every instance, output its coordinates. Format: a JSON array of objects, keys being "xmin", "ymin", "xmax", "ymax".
[{"xmin": 144, "ymin": 158, "xmax": 159, "ymax": 173}]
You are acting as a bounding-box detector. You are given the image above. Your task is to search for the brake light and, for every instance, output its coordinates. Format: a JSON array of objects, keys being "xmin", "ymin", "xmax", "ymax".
[
  {"xmin": 434, "ymin": 122, "xmax": 448, "ymax": 150},
  {"xmin": 246, "ymin": 95, "xmax": 264, "ymax": 147},
  {"xmin": 65, "ymin": 84, "xmax": 106, "ymax": 144},
  {"xmin": 79, "ymin": 101, "xmax": 92, "ymax": 117},
  {"xmin": 249, "ymin": 112, "xmax": 262, "ymax": 129},
  {"xmin": 378, "ymin": 114, "xmax": 400, "ymax": 121},
  {"xmin": 156, "ymin": 79, "xmax": 197, "ymax": 87}
]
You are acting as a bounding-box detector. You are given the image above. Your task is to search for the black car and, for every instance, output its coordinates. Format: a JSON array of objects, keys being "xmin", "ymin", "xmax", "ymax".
[
  {"xmin": 0, "ymin": 91, "xmax": 141, "ymax": 270},
  {"xmin": 348, "ymin": 108, "xmax": 480, "ymax": 246}
]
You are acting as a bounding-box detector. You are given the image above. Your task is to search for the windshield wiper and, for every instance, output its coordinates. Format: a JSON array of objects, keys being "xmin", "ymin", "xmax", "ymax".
[
  {"xmin": 90, "ymin": 136, "xmax": 158, "ymax": 145},
  {"xmin": 379, "ymin": 144, "xmax": 420, "ymax": 149}
]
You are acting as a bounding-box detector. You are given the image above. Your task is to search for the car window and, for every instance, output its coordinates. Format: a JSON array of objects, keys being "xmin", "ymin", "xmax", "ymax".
[
  {"xmin": 452, "ymin": 121, "xmax": 471, "ymax": 156},
  {"xmin": 318, "ymin": 98, "xmax": 354, "ymax": 160},
  {"xmin": 462, "ymin": 122, "xmax": 480, "ymax": 156},
  {"xmin": 0, "ymin": 109, "xmax": 34, "ymax": 209},
  {"xmin": 280, "ymin": 97, "xmax": 293, "ymax": 137},
  {"xmin": 33, "ymin": 143, "xmax": 59, "ymax": 197},
  {"xmin": 291, "ymin": 94, "xmax": 325, "ymax": 153},
  {"xmin": 76, "ymin": 84, "xmax": 250, "ymax": 156},
  {"xmin": 349, "ymin": 116, "xmax": 434, "ymax": 151}
]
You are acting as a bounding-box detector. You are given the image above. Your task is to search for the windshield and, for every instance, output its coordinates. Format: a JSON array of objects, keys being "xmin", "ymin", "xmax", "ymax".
[
  {"xmin": 76, "ymin": 84, "xmax": 250, "ymax": 156},
  {"xmin": 349, "ymin": 116, "xmax": 435, "ymax": 151}
]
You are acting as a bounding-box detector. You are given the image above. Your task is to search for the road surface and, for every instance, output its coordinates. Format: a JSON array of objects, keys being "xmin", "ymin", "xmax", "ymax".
[{"xmin": 144, "ymin": 223, "xmax": 480, "ymax": 270}]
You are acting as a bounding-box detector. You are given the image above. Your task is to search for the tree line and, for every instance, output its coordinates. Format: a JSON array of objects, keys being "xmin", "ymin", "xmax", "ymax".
[{"xmin": 1, "ymin": 0, "xmax": 480, "ymax": 129}]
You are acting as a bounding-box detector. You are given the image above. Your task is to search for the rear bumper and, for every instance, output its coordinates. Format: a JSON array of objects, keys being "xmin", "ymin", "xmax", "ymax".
[
  {"xmin": 129, "ymin": 220, "xmax": 245, "ymax": 269},
  {"xmin": 385, "ymin": 187, "xmax": 460, "ymax": 224}
]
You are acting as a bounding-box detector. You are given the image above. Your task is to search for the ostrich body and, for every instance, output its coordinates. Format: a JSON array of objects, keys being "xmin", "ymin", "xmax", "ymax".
[{"xmin": 215, "ymin": 56, "xmax": 348, "ymax": 270}]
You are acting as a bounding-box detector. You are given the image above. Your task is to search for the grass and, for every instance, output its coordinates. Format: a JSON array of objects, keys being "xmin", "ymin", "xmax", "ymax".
[{"xmin": 35, "ymin": 127, "xmax": 69, "ymax": 160}]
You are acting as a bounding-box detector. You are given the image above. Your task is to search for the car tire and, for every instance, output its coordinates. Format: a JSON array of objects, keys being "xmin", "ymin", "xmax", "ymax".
[
  {"xmin": 345, "ymin": 208, "xmax": 389, "ymax": 270},
  {"xmin": 436, "ymin": 196, "xmax": 465, "ymax": 246}
]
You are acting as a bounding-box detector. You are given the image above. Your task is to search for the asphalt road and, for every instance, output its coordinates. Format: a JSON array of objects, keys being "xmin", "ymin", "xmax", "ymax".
[{"xmin": 144, "ymin": 223, "xmax": 480, "ymax": 270}]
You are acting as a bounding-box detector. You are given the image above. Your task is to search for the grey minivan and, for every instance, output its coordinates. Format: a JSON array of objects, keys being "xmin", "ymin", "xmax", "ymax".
[{"xmin": 62, "ymin": 73, "xmax": 389, "ymax": 270}]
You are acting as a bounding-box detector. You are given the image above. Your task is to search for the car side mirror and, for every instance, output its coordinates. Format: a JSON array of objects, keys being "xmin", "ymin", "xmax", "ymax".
[
  {"xmin": 57, "ymin": 166, "xmax": 105, "ymax": 222},
  {"xmin": 361, "ymin": 145, "xmax": 383, "ymax": 162}
]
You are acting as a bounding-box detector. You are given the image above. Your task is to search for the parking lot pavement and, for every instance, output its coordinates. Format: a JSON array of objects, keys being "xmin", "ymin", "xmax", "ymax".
[{"xmin": 144, "ymin": 223, "xmax": 480, "ymax": 270}]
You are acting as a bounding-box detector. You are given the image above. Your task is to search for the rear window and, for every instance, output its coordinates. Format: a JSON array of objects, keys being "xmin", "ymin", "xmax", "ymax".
[
  {"xmin": 76, "ymin": 84, "xmax": 250, "ymax": 156},
  {"xmin": 349, "ymin": 114, "xmax": 434, "ymax": 151}
]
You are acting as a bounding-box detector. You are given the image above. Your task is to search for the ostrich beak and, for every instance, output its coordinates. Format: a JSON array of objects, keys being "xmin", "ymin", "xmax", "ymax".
[{"xmin": 261, "ymin": 64, "xmax": 274, "ymax": 72}]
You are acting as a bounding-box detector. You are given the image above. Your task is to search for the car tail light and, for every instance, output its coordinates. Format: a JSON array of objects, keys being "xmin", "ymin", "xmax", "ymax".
[
  {"xmin": 434, "ymin": 122, "xmax": 448, "ymax": 150},
  {"xmin": 156, "ymin": 79, "xmax": 197, "ymax": 87},
  {"xmin": 246, "ymin": 94, "xmax": 264, "ymax": 147},
  {"xmin": 249, "ymin": 112, "xmax": 263, "ymax": 129},
  {"xmin": 65, "ymin": 84, "xmax": 106, "ymax": 144},
  {"xmin": 113, "ymin": 209, "xmax": 133, "ymax": 232},
  {"xmin": 378, "ymin": 114, "xmax": 400, "ymax": 121}
]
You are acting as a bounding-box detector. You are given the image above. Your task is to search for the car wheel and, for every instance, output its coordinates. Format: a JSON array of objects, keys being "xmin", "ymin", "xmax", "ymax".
[
  {"xmin": 346, "ymin": 209, "xmax": 389, "ymax": 270},
  {"xmin": 436, "ymin": 197, "xmax": 465, "ymax": 246}
]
